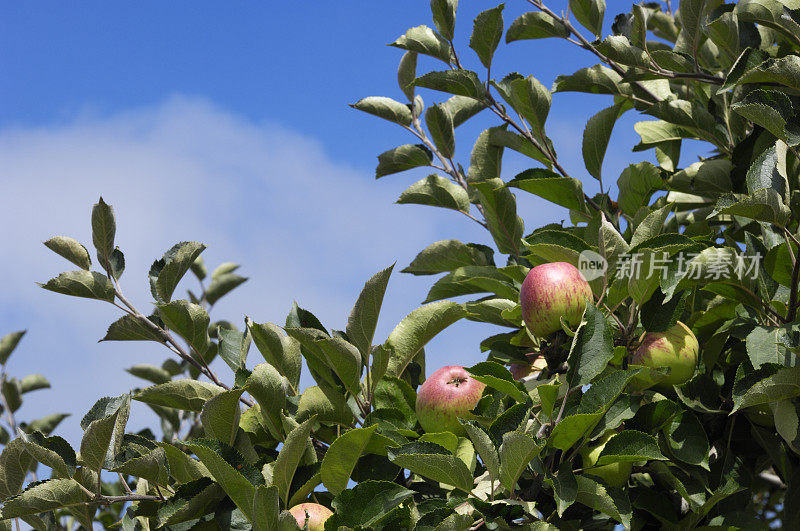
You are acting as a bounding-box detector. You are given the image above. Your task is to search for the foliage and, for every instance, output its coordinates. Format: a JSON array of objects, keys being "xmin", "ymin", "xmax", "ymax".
[{"xmin": 3, "ymin": 0, "xmax": 800, "ymax": 528}]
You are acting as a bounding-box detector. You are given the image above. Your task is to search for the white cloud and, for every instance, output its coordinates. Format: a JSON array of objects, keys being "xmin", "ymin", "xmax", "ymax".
[{"xmin": 0, "ymin": 96, "xmax": 561, "ymax": 444}]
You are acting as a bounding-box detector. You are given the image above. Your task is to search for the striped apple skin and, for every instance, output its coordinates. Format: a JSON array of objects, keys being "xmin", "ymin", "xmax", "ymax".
[{"xmin": 520, "ymin": 262, "xmax": 593, "ymax": 338}]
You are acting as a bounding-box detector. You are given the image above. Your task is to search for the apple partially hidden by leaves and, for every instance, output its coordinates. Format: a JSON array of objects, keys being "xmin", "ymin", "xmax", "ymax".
[
  {"xmin": 288, "ymin": 503, "xmax": 333, "ymax": 531},
  {"xmin": 520, "ymin": 262, "xmax": 593, "ymax": 338},
  {"xmin": 415, "ymin": 365, "xmax": 485, "ymax": 436},
  {"xmin": 579, "ymin": 432, "xmax": 632, "ymax": 487},
  {"xmin": 631, "ymin": 321, "xmax": 699, "ymax": 387},
  {"xmin": 509, "ymin": 354, "xmax": 548, "ymax": 381}
]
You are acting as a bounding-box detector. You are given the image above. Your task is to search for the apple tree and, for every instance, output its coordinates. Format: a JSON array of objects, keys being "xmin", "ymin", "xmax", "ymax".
[{"xmin": 2, "ymin": 0, "xmax": 800, "ymax": 528}]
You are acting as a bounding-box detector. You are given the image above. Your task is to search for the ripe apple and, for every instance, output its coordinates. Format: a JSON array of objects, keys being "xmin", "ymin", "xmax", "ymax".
[
  {"xmin": 415, "ymin": 365, "xmax": 486, "ymax": 436},
  {"xmin": 631, "ymin": 321, "xmax": 699, "ymax": 387},
  {"xmin": 520, "ymin": 262, "xmax": 593, "ymax": 338},
  {"xmin": 579, "ymin": 432, "xmax": 632, "ymax": 487},
  {"xmin": 509, "ymin": 354, "xmax": 548, "ymax": 381},
  {"xmin": 288, "ymin": 503, "xmax": 333, "ymax": 531}
]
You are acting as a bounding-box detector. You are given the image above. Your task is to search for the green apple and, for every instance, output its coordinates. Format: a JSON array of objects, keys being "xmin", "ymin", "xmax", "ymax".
[
  {"xmin": 520, "ymin": 262, "xmax": 593, "ymax": 338},
  {"xmin": 579, "ymin": 432, "xmax": 632, "ymax": 487},
  {"xmin": 288, "ymin": 503, "xmax": 333, "ymax": 530},
  {"xmin": 631, "ymin": 321, "xmax": 699, "ymax": 387}
]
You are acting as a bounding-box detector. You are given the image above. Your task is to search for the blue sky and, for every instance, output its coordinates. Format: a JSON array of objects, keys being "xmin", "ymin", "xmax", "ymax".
[{"xmin": 0, "ymin": 1, "xmax": 703, "ymax": 445}]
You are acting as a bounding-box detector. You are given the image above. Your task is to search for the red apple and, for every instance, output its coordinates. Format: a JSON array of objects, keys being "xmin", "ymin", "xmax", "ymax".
[
  {"xmin": 631, "ymin": 321, "xmax": 698, "ymax": 387},
  {"xmin": 509, "ymin": 354, "xmax": 548, "ymax": 381},
  {"xmin": 415, "ymin": 365, "xmax": 486, "ymax": 436},
  {"xmin": 288, "ymin": 503, "xmax": 333, "ymax": 531},
  {"xmin": 520, "ymin": 262, "xmax": 593, "ymax": 338}
]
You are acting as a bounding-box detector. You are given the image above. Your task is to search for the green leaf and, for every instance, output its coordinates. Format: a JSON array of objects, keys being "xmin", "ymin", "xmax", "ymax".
[
  {"xmin": 469, "ymin": 4, "xmax": 505, "ymax": 69},
  {"xmin": 217, "ymin": 327, "xmax": 251, "ymax": 373},
  {"xmin": 663, "ymin": 410, "xmax": 709, "ymax": 467},
  {"xmin": 351, "ymin": 96, "xmax": 412, "ymax": 126},
  {"xmin": 384, "ymin": 301, "xmax": 467, "ymax": 377},
  {"xmin": 154, "ymin": 241, "xmax": 206, "ymax": 303},
  {"xmin": 403, "ymin": 240, "xmax": 493, "ymax": 275},
  {"xmin": 200, "ymin": 389, "xmax": 242, "ymax": 446},
  {"xmin": 22, "ymin": 413, "xmax": 70, "ymax": 437},
  {"xmin": 494, "ymin": 73, "xmax": 551, "ymax": 134},
  {"xmin": 746, "ymin": 326, "xmax": 798, "ymax": 369},
  {"xmin": 375, "ymin": 144, "xmax": 433, "ymax": 178},
  {"xmin": 0, "ymin": 479, "xmax": 89, "ymax": 519},
  {"xmin": 185, "ymin": 439, "xmax": 262, "ymax": 522},
  {"xmin": 616, "ymin": 162, "xmax": 663, "ymax": 216},
  {"xmin": 330, "ymin": 480, "xmax": 415, "ymax": 528},
  {"xmin": 0, "ymin": 331, "xmax": 25, "ymax": 365},
  {"xmin": 594, "ymin": 36, "xmax": 650, "ymax": 68},
  {"xmin": 413, "ymin": 69, "xmax": 486, "ymax": 99},
  {"xmin": 548, "ymin": 413, "xmax": 604, "ymax": 451},
  {"xmin": 735, "ymin": 0, "xmax": 800, "ymax": 46},
  {"xmin": 91, "ymin": 197, "xmax": 116, "ymax": 271},
  {"xmin": 425, "ymin": 104, "xmax": 456, "ymax": 158},
  {"xmin": 468, "ymin": 126, "xmax": 505, "ymax": 183},
  {"xmin": 552, "ymin": 65, "xmax": 624, "ymax": 96},
  {"xmin": 157, "ymin": 442, "xmax": 210, "ymax": 484},
  {"xmin": 714, "ymin": 187, "xmax": 792, "ymax": 226},
  {"xmin": 567, "ymin": 303, "xmax": 613, "ymax": 388},
  {"xmin": 640, "ymin": 288, "xmax": 687, "ymax": 334},
  {"xmin": 461, "ymin": 421, "xmax": 500, "ymax": 483},
  {"xmin": 205, "ymin": 272, "xmax": 247, "ymax": 306},
  {"xmin": 296, "ymin": 385, "xmax": 354, "ymax": 426},
  {"xmin": 134, "ymin": 379, "xmax": 223, "ymax": 412},
  {"xmin": 575, "ymin": 475, "xmax": 631, "ymax": 528},
  {"xmin": 245, "ymin": 363, "xmax": 287, "ymax": 441},
  {"xmin": 158, "ymin": 300, "xmax": 211, "ymax": 355},
  {"xmin": 43, "ymin": 236, "xmax": 91, "ymax": 270},
  {"xmin": 315, "ymin": 337, "xmax": 362, "ymax": 395},
  {"xmin": 472, "ymin": 178, "xmax": 525, "ymax": 255},
  {"xmin": 595, "ymin": 430, "xmax": 666, "ymax": 465},
  {"xmin": 388, "ymin": 442, "xmax": 474, "ymax": 492},
  {"xmin": 0, "ymin": 439, "xmax": 34, "ymax": 499},
  {"xmin": 731, "ymin": 89, "xmax": 796, "ymax": 143},
  {"xmin": 390, "ymin": 25, "xmax": 452, "ymax": 64},
  {"xmin": 80, "ymin": 407, "xmax": 119, "ymax": 472},
  {"xmin": 321, "ymin": 425, "xmax": 379, "ymax": 496},
  {"xmin": 545, "ymin": 462, "xmax": 578, "ymax": 516},
  {"xmin": 630, "ymin": 203, "xmax": 672, "ymax": 248},
  {"xmin": 398, "ymin": 52, "xmax": 417, "ymax": 101},
  {"xmin": 678, "ymin": 0, "xmax": 711, "ymax": 61},
  {"xmin": 732, "ymin": 365, "xmax": 800, "ymax": 412},
  {"xmin": 467, "ymin": 361, "xmax": 529, "ymax": 403},
  {"xmin": 248, "ymin": 321, "xmax": 302, "ymax": 392},
  {"xmin": 431, "ymin": 0, "xmax": 458, "ymax": 40},
  {"xmin": 582, "ymin": 103, "xmax": 624, "ymax": 182},
  {"xmin": 397, "ymin": 174, "xmax": 470, "ymax": 211},
  {"xmin": 733, "ymin": 55, "xmax": 800, "ymax": 91},
  {"xmin": 507, "ymin": 169, "xmax": 586, "ymax": 212},
  {"xmin": 569, "ymin": 0, "xmax": 605, "ymax": 37},
  {"xmin": 39, "ymin": 270, "xmax": 114, "ymax": 302},
  {"xmin": 102, "ymin": 314, "xmax": 163, "ymax": 342},
  {"xmin": 272, "ymin": 416, "xmax": 316, "ymax": 505},
  {"xmin": 441, "ymin": 95, "xmax": 487, "ymax": 127},
  {"xmin": 746, "ymin": 143, "xmax": 785, "ymax": 197},
  {"xmin": 18, "ymin": 374, "xmax": 48, "ymax": 394},
  {"xmin": 499, "ymin": 431, "xmax": 542, "ymax": 492},
  {"xmin": 506, "ymin": 11, "xmax": 570, "ymax": 41},
  {"xmin": 156, "ymin": 478, "xmax": 222, "ymax": 527},
  {"xmin": 18, "ymin": 431, "xmax": 76, "ymax": 478},
  {"xmin": 112, "ymin": 447, "xmax": 170, "ymax": 486}
]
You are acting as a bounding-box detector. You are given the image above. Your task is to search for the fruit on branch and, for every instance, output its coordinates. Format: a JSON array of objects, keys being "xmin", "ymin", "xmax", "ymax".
[
  {"xmin": 520, "ymin": 262, "xmax": 593, "ymax": 338},
  {"xmin": 415, "ymin": 365, "xmax": 485, "ymax": 436},
  {"xmin": 509, "ymin": 354, "xmax": 548, "ymax": 381},
  {"xmin": 631, "ymin": 321, "xmax": 699, "ymax": 387},
  {"xmin": 579, "ymin": 432, "xmax": 632, "ymax": 487},
  {"xmin": 288, "ymin": 503, "xmax": 333, "ymax": 531}
]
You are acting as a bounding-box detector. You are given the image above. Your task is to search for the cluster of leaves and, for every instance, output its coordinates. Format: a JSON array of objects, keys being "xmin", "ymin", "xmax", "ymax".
[{"xmin": 3, "ymin": 0, "xmax": 800, "ymax": 529}]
